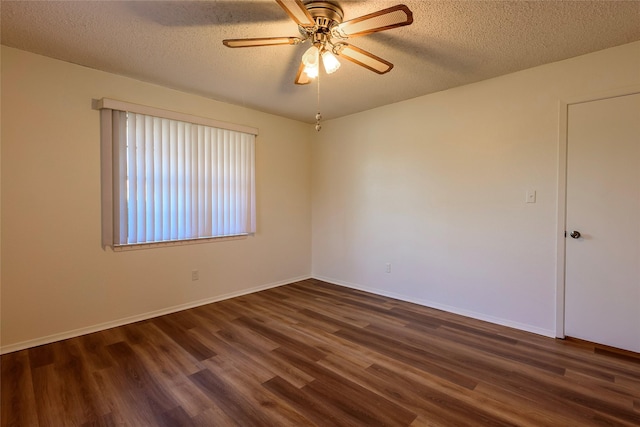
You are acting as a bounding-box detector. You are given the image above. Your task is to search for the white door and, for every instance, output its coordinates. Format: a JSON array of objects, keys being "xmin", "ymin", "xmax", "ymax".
[{"xmin": 565, "ymin": 92, "xmax": 640, "ymax": 353}]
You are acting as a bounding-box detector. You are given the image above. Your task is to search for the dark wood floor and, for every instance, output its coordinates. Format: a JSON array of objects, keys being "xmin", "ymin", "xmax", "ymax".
[{"xmin": 2, "ymin": 279, "xmax": 639, "ymax": 426}]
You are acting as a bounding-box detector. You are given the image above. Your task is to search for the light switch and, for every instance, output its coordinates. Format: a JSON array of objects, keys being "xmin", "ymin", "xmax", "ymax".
[{"xmin": 526, "ymin": 190, "xmax": 536, "ymax": 203}]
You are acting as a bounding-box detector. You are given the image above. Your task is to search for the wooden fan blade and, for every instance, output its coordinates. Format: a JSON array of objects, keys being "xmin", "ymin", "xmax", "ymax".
[
  {"xmin": 337, "ymin": 44, "xmax": 394, "ymax": 74},
  {"xmin": 275, "ymin": 0, "xmax": 315, "ymax": 27},
  {"xmin": 295, "ymin": 61, "xmax": 311, "ymax": 85},
  {"xmin": 333, "ymin": 4, "xmax": 413, "ymax": 38},
  {"xmin": 223, "ymin": 37, "xmax": 302, "ymax": 48}
]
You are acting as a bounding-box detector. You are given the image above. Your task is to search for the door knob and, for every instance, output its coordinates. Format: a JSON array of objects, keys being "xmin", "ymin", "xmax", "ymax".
[{"xmin": 570, "ymin": 230, "xmax": 581, "ymax": 239}]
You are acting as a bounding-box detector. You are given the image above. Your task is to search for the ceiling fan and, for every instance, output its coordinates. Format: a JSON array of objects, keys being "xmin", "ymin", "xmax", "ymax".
[{"xmin": 223, "ymin": 0, "xmax": 414, "ymax": 85}]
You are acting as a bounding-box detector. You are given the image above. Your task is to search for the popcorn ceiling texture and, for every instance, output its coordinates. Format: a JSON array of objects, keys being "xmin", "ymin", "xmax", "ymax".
[{"xmin": 2, "ymin": 0, "xmax": 639, "ymax": 122}]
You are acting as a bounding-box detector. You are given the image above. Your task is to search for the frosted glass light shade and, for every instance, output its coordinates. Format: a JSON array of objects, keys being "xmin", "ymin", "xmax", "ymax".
[
  {"xmin": 302, "ymin": 46, "xmax": 319, "ymax": 67},
  {"xmin": 321, "ymin": 50, "xmax": 341, "ymax": 74},
  {"xmin": 302, "ymin": 46, "xmax": 320, "ymax": 78}
]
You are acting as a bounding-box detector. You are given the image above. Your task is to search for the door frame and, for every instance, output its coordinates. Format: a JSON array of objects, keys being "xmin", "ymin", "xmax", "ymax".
[{"xmin": 555, "ymin": 85, "xmax": 640, "ymax": 338}]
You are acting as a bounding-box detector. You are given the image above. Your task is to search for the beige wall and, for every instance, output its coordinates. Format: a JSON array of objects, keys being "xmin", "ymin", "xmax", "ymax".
[
  {"xmin": 1, "ymin": 47, "xmax": 312, "ymax": 351},
  {"xmin": 311, "ymin": 41, "xmax": 640, "ymax": 336}
]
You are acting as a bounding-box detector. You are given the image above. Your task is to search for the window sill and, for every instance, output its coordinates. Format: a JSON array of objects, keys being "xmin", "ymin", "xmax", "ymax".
[{"xmin": 112, "ymin": 234, "xmax": 249, "ymax": 251}]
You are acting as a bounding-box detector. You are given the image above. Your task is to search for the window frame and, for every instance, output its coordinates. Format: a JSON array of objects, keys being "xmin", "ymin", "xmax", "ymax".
[{"xmin": 97, "ymin": 98, "xmax": 258, "ymax": 250}]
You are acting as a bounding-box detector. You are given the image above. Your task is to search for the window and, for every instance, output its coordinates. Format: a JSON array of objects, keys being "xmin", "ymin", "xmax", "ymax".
[{"xmin": 98, "ymin": 99, "xmax": 257, "ymax": 249}]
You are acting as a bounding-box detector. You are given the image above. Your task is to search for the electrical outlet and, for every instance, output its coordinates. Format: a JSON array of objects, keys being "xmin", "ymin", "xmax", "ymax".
[
  {"xmin": 191, "ymin": 270, "xmax": 199, "ymax": 281},
  {"xmin": 385, "ymin": 263, "xmax": 391, "ymax": 273}
]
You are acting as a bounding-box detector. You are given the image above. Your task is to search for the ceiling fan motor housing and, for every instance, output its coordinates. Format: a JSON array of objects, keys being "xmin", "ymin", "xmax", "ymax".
[
  {"xmin": 301, "ymin": 1, "xmax": 344, "ymax": 49},
  {"xmin": 305, "ymin": 1, "xmax": 344, "ymax": 28}
]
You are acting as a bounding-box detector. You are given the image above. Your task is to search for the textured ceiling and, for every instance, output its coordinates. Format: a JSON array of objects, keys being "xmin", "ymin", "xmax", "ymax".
[{"xmin": 2, "ymin": 1, "xmax": 640, "ymax": 123}]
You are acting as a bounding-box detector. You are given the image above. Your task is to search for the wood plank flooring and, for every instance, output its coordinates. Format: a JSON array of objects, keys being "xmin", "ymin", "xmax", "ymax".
[{"xmin": 2, "ymin": 279, "xmax": 639, "ymax": 426}]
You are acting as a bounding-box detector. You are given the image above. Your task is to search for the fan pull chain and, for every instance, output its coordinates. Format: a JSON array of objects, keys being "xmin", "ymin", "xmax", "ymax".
[{"xmin": 315, "ymin": 69, "xmax": 322, "ymax": 132}]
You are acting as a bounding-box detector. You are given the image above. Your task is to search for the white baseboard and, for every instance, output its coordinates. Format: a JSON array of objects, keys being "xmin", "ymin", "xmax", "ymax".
[
  {"xmin": 0, "ymin": 275, "xmax": 311, "ymax": 355},
  {"xmin": 311, "ymin": 274, "xmax": 556, "ymax": 338}
]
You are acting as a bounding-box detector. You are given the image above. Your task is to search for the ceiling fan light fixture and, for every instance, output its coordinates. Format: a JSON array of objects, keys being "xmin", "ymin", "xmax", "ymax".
[{"xmin": 321, "ymin": 50, "xmax": 341, "ymax": 74}]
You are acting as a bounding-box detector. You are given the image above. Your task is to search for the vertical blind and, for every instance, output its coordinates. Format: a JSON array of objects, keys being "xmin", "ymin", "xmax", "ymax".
[{"xmin": 100, "ymin": 101, "xmax": 256, "ymax": 248}]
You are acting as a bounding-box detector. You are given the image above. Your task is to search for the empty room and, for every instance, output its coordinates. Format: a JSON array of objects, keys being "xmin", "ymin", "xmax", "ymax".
[{"xmin": 1, "ymin": 1, "xmax": 639, "ymax": 425}]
